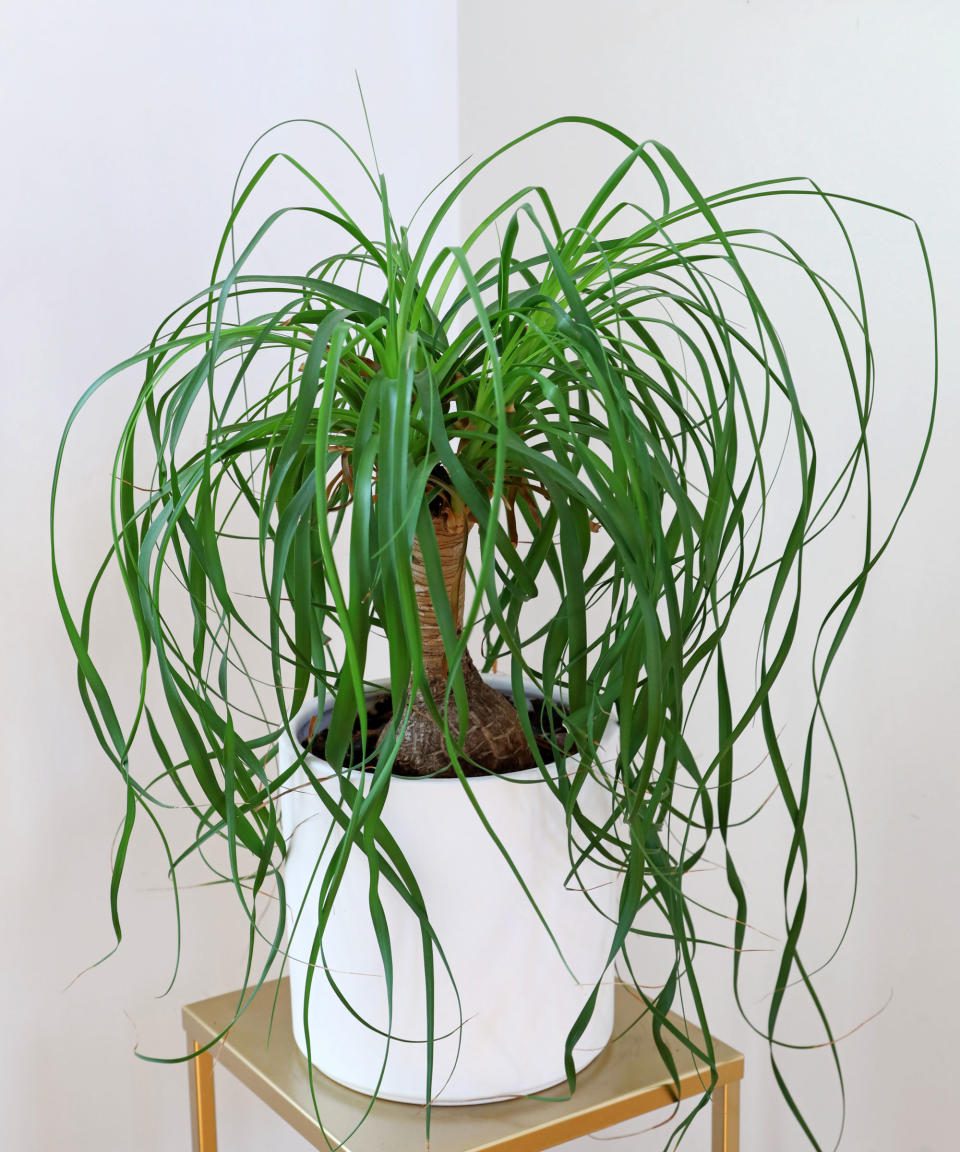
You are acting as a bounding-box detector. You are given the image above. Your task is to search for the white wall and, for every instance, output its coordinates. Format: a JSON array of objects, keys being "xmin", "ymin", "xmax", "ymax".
[
  {"xmin": 1, "ymin": 3, "xmax": 458, "ymax": 1149},
  {"xmin": 457, "ymin": 3, "xmax": 958, "ymax": 1150},
  {"xmin": 5, "ymin": 2, "xmax": 957, "ymax": 1150}
]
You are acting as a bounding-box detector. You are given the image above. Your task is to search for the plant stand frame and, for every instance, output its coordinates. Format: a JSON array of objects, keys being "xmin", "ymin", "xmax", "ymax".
[{"xmin": 182, "ymin": 978, "xmax": 743, "ymax": 1152}]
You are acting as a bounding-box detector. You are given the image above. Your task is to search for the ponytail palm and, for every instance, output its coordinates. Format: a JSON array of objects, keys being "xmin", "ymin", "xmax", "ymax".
[{"xmin": 51, "ymin": 116, "xmax": 936, "ymax": 1148}]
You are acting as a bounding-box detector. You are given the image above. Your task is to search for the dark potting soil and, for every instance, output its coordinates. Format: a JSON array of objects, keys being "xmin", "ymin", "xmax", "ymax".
[{"xmin": 303, "ymin": 691, "xmax": 566, "ymax": 777}]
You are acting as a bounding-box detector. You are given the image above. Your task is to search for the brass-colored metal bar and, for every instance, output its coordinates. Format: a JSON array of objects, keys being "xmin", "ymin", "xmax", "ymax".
[
  {"xmin": 188, "ymin": 1041, "xmax": 218, "ymax": 1152},
  {"xmin": 711, "ymin": 1078, "xmax": 740, "ymax": 1152}
]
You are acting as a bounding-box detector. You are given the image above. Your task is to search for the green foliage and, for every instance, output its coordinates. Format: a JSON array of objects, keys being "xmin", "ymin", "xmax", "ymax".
[{"xmin": 51, "ymin": 116, "xmax": 936, "ymax": 1149}]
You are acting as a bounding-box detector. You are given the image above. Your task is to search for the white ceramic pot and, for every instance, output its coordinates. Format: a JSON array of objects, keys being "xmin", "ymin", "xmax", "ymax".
[{"xmin": 277, "ymin": 674, "xmax": 620, "ymax": 1104}]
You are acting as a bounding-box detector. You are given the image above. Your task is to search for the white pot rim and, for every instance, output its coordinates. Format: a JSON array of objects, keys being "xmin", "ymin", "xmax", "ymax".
[{"xmin": 282, "ymin": 672, "xmax": 612, "ymax": 788}]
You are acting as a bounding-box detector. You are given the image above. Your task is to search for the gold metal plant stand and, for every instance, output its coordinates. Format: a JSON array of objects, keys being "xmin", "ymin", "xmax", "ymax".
[{"xmin": 183, "ymin": 978, "xmax": 743, "ymax": 1152}]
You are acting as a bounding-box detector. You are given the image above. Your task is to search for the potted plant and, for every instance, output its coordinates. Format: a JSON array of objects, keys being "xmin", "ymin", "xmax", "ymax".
[{"xmin": 51, "ymin": 115, "xmax": 936, "ymax": 1147}]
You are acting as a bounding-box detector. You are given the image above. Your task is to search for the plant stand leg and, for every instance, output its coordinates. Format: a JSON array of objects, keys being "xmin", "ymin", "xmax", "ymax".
[
  {"xmin": 711, "ymin": 1079, "xmax": 740, "ymax": 1152},
  {"xmin": 188, "ymin": 1041, "xmax": 218, "ymax": 1152}
]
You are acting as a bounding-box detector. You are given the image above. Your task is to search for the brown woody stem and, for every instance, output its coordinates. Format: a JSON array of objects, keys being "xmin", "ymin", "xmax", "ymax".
[
  {"xmin": 412, "ymin": 504, "xmax": 470, "ymax": 678},
  {"xmin": 388, "ymin": 503, "xmax": 535, "ymax": 777}
]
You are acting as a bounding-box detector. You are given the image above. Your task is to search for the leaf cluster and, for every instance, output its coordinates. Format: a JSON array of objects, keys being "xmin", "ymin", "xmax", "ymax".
[{"xmin": 50, "ymin": 115, "xmax": 937, "ymax": 1150}]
